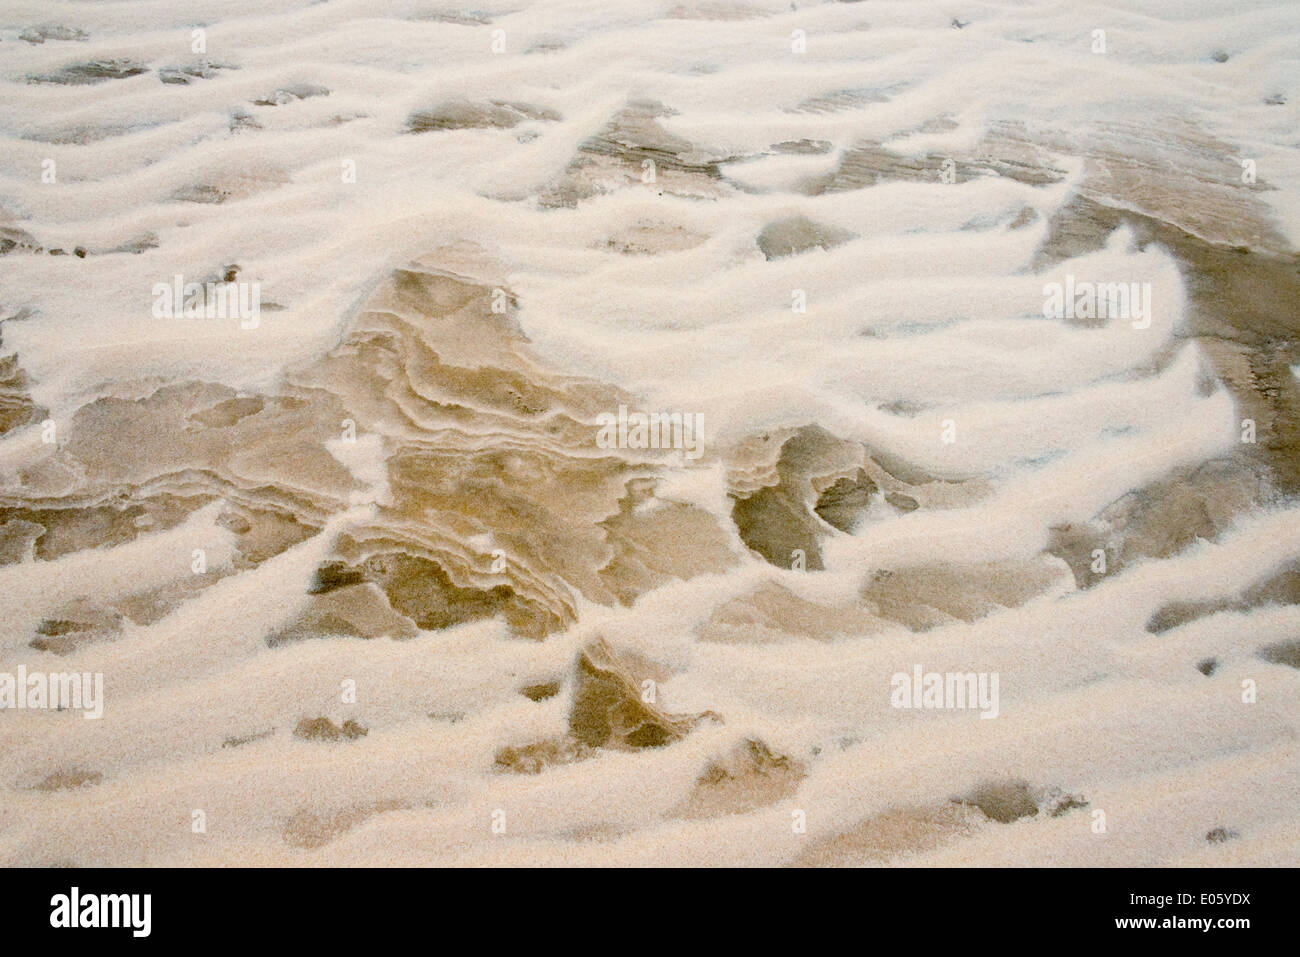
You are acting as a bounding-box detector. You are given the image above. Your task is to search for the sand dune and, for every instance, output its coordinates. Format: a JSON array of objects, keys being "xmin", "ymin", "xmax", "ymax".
[{"xmin": 0, "ymin": 0, "xmax": 1297, "ymax": 866}]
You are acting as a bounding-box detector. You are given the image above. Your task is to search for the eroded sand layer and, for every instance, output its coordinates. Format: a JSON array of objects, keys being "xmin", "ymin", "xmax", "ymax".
[{"xmin": 0, "ymin": 0, "xmax": 1297, "ymax": 866}]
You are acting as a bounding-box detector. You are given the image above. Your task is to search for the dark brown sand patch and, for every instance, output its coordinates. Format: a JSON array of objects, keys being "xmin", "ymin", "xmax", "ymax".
[
  {"xmin": 407, "ymin": 100, "xmax": 559, "ymax": 133},
  {"xmin": 793, "ymin": 804, "xmax": 984, "ymax": 866},
  {"xmin": 672, "ymin": 738, "xmax": 805, "ymax": 818},
  {"xmin": 28, "ymin": 60, "xmax": 148, "ymax": 85},
  {"xmin": 569, "ymin": 638, "xmax": 718, "ymax": 750},
  {"xmin": 293, "ymin": 717, "xmax": 368, "ymax": 742},
  {"xmin": 540, "ymin": 100, "xmax": 735, "ymax": 207},
  {"xmin": 283, "ymin": 800, "xmax": 404, "ymax": 849}
]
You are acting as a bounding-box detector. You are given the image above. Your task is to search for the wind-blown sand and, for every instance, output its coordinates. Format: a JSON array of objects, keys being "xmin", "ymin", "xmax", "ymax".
[{"xmin": 0, "ymin": 0, "xmax": 1297, "ymax": 866}]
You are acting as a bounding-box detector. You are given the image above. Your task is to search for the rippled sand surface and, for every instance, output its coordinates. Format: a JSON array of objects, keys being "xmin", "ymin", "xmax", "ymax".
[{"xmin": 0, "ymin": 0, "xmax": 1298, "ymax": 866}]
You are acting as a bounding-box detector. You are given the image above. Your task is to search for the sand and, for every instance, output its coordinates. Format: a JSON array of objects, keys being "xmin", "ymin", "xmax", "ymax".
[{"xmin": 0, "ymin": 0, "xmax": 1297, "ymax": 866}]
